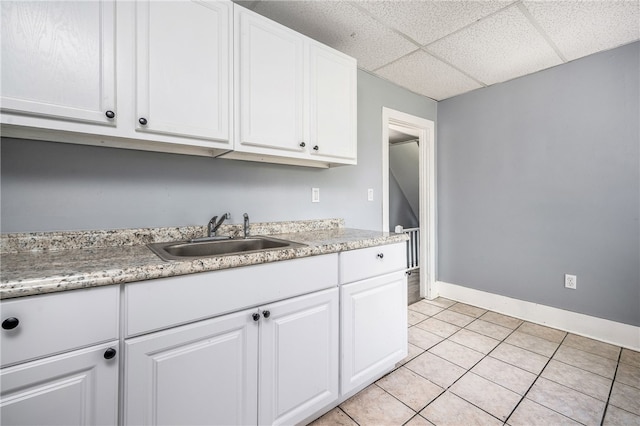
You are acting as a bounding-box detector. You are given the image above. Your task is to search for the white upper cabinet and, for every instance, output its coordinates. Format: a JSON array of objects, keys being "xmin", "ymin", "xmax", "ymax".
[
  {"xmin": 135, "ymin": 0, "xmax": 231, "ymax": 142},
  {"xmin": 308, "ymin": 43, "xmax": 357, "ymax": 164},
  {"xmin": 1, "ymin": 0, "xmax": 232, "ymax": 156},
  {"xmin": 1, "ymin": 1, "xmax": 357, "ymax": 166},
  {"xmin": 235, "ymin": 6, "xmax": 304, "ymax": 152},
  {"xmin": 1, "ymin": 1, "xmax": 116, "ymax": 125},
  {"xmin": 230, "ymin": 5, "xmax": 357, "ymax": 167}
]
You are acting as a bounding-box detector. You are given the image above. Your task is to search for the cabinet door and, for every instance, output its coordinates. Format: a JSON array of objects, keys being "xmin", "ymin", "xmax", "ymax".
[
  {"xmin": 1, "ymin": 1, "xmax": 116, "ymax": 125},
  {"xmin": 235, "ymin": 6, "xmax": 305, "ymax": 152},
  {"xmin": 341, "ymin": 271, "xmax": 407, "ymax": 396},
  {"xmin": 135, "ymin": 0, "xmax": 231, "ymax": 144},
  {"xmin": 0, "ymin": 342, "xmax": 119, "ymax": 426},
  {"xmin": 308, "ymin": 43, "xmax": 357, "ymax": 163},
  {"xmin": 259, "ymin": 288, "xmax": 339, "ymax": 426},
  {"xmin": 124, "ymin": 309, "xmax": 258, "ymax": 426}
]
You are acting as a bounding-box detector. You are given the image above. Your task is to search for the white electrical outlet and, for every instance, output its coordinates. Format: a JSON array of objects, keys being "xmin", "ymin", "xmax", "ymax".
[
  {"xmin": 312, "ymin": 188, "xmax": 320, "ymax": 203},
  {"xmin": 565, "ymin": 274, "xmax": 577, "ymax": 289},
  {"xmin": 367, "ymin": 189, "xmax": 374, "ymax": 201}
]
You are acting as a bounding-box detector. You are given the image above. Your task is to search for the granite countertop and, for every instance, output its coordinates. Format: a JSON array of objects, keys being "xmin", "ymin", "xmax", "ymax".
[{"xmin": 0, "ymin": 220, "xmax": 407, "ymax": 300}]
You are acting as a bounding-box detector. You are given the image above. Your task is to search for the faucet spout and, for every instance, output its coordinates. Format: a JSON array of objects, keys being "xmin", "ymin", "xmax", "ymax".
[{"xmin": 208, "ymin": 213, "xmax": 230, "ymax": 237}]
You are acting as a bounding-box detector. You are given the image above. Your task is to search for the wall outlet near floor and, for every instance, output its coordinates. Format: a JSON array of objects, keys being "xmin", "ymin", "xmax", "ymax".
[
  {"xmin": 565, "ymin": 274, "xmax": 577, "ymax": 289},
  {"xmin": 367, "ymin": 188, "xmax": 374, "ymax": 201},
  {"xmin": 311, "ymin": 188, "xmax": 320, "ymax": 203}
]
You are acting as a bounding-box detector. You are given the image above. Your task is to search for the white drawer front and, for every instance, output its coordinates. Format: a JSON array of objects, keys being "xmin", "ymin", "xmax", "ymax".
[
  {"xmin": 125, "ymin": 254, "xmax": 339, "ymax": 337},
  {"xmin": 339, "ymin": 243, "xmax": 406, "ymax": 284},
  {"xmin": 1, "ymin": 286, "xmax": 120, "ymax": 367}
]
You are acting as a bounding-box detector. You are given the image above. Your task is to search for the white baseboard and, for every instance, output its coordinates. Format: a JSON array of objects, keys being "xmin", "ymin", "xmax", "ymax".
[{"xmin": 436, "ymin": 281, "xmax": 640, "ymax": 351}]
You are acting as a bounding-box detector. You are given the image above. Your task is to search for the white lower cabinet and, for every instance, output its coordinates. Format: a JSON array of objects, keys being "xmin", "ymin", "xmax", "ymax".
[
  {"xmin": 0, "ymin": 341, "xmax": 119, "ymax": 426},
  {"xmin": 0, "ymin": 286, "xmax": 120, "ymax": 426},
  {"xmin": 125, "ymin": 308, "xmax": 259, "ymax": 426},
  {"xmin": 124, "ymin": 287, "xmax": 339, "ymax": 426},
  {"xmin": 340, "ymin": 271, "xmax": 407, "ymax": 396},
  {"xmin": 259, "ymin": 288, "xmax": 339, "ymax": 425},
  {"xmin": 339, "ymin": 243, "xmax": 408, "ymax": 397}
]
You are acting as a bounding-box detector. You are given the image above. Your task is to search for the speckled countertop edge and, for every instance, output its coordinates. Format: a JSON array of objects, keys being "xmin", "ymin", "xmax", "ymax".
[{"xmin": 1, "ymin": 222, "xmax": 408, "ymax": 300}]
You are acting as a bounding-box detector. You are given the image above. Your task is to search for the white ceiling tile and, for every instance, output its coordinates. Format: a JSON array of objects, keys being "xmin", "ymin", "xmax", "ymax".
[
  {"xmin": 522, "ymin": 0, "xmax": 640, "ymax": 61},
  {"xmin": 251, "ymin": 1, "xmax": 418, "ymax": 70},
  {"xmin": 354, "ymin": 0, "xmax": 511, "ymax": 45},
  {"xmin": 427, "ymin": 5, "xmax": 563, "ymax": 85},
  {"xmin": 375, "ymin": 50, "xmax": 483, "ymax": 101}
]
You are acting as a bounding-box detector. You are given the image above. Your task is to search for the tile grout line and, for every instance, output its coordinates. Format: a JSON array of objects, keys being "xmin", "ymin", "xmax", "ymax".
[
  {"xmin": 335, "ymin": 404, "xmax": 361, "ymax": 426},
  {"xmin": 503, "ymin": 331, "xmax": 570, "ymax": 425},
  {"xmin": 415, "ymin": 304, "xmax": 517, "ymax": 424},
  {"xmin": 599, "ymin": 349, "xmax": 623, "ymax": 426},
  {"xmin": 337, "ymin": 300, "xmax": 636, "ymax": 426}
]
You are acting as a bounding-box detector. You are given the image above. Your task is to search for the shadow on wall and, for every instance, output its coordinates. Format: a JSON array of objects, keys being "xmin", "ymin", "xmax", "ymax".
[{"xmin": 389, "ymin": 141, "xmax": 419, "ymax": 229}]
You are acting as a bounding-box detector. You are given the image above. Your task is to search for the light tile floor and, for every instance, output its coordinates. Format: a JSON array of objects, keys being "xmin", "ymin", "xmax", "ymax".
[{"xmin": 310, "ymin": 298, "xmax": 640, "ymax": 426}]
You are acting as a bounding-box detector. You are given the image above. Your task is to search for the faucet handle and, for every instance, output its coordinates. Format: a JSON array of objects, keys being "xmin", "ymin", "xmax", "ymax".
[{"xmin": 243, "ymin": 213, "xmax": 250, "ymax": 238}]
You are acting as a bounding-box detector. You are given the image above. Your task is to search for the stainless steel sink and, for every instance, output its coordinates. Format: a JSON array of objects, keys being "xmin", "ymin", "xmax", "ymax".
[{"xmin": 148, "ymin": 236, "xmax": 306, "ymax": 261}]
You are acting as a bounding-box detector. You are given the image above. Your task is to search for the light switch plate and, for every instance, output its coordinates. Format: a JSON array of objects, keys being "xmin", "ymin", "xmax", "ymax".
[
  {"xmin": 312, "ymin": 188, "xmax": 320, "ymax": 203},
  {"xmin": 367, "ymin": 188, "xmax": 374, "ymax": 201}
]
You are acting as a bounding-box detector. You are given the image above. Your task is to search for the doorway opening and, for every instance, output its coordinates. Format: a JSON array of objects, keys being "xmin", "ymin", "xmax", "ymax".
[{"xmin": 382, "ymin": 108, "xmax": 436, "ymax": 300}]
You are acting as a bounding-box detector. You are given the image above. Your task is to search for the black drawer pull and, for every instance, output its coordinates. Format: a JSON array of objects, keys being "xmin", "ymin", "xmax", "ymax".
[
  {"xmin": 2, "ymin": 317, "xmax": 19, "ymax": 330},
  {"xmin": 103, "ymin": 348, "xmax": 117, "ymax": 360}
]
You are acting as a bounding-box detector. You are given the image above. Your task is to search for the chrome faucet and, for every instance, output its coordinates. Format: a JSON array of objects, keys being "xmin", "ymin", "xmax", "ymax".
[
  {"xmin": 208, "ymin": 213, "xmax": 230, "ymax": 237},
  {"xmin": 243, "ymin": 213, "xmax": 250, "ymax": 238}
]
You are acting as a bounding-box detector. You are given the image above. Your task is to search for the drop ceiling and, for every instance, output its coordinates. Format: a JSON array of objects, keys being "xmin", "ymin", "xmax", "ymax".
[{"xmin": 236, "ymin": 0, "xmax": 640, "ymax": 101}]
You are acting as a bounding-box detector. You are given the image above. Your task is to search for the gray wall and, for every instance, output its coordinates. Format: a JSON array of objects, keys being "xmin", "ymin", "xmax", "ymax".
[
  {"xmin": 0, "ymin": 69, "xmax": 437, "ymax": 233},
  {"xmin": 389, "ymin": 171, "xmax": 418, "ymax": 229},
  {"xmin": 438, "ymin": 42, "xmax": 640, "ymax": 326}
]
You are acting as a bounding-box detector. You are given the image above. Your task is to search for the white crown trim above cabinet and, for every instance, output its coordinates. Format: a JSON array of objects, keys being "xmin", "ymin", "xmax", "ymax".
[{"xmin": 0, "ymin": 0, "xmax": 357, "ymax": 167}]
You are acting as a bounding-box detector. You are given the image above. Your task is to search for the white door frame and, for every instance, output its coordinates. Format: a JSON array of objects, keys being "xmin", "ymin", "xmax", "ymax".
[{"xmin": 382, "ymin": 107, "xmax": 436, "ymax": 299}]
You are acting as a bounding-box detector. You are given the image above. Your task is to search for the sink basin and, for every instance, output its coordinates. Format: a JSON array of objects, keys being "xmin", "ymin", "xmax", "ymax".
[{"xmin": 148, "ymin": 236, "xmax": 306, "ymax": 261}]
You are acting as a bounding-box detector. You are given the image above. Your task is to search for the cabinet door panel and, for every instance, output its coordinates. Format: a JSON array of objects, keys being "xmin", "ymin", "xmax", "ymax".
[
  {"xmin": 125, "ymin": 309, "xmax": 258, "ymax": 426},
  {"xmin": 1, "ymin": 1, "xmax": 115, "ymax": 124},
  {"xmin": 0, "ymin": 342, "xmax": 119, "ymax": 426},
  {"xmin": 236, "ymin": 7, "xmax": 304, "ymax": 152},
  {"xmin": 341, "ymin": 272, "xmax": 407, "ymax": 395},
  {"xmin": 309, "ymin": 44, "xmax": 357, "ymax": 162},
  {"xmin": 260, "ymin": 288, "xmax": 339, "ymax": 425},
  {"xmin": 136, "ymin": 0, "xmax": 231, "ymax": 143}
]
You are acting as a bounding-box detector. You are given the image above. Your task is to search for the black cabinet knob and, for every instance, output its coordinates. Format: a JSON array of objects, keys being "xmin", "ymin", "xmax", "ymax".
[
  {"xmin": 252, "ymin": 313, "xmax": 260, "ymax": 322},
  {"xmin": 103, "ymin": 348, "xmax": 117, "ymax": 360},
  {"xmin": 2, "ymin": 317, "xmax": 19, "ymax": 330},
  {"xmin": 377, "ymin": 253, "xmax": 384, "ymax": 259},
  {"xmin": 105, "ymin": 110, "xmax": 115, "ymax": 119},
  {"xmin": 299, "ymin": 142, "xmax": 306, "ymax": 148},
  {"xmin": 139, "ymin": 117, "xmax": 148, "ymax": 126},
  {"xmin": 313, "ymin": 145, "xmax": 319, "ymax": 151},
  {"xmin": 262, "ymin": 310, "xmax": 270, "ymax": 319}
]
